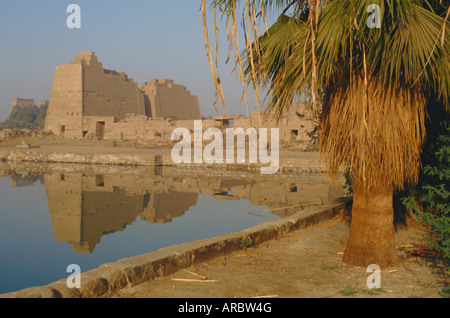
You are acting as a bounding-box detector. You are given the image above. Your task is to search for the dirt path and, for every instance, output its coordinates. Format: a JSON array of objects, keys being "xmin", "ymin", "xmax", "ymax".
[{"xmin": 114, "ymin": 216, "xmax": 448, "ymax": 298}]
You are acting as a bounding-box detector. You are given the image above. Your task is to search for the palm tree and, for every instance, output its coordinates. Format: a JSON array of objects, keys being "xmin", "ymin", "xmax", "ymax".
[{"xmin": 201, "ymin": 0, "xmax": 449, "ymax": 267}]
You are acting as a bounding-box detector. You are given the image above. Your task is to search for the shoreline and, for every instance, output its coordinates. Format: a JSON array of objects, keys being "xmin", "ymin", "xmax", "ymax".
[
  {"xmin": 0, "ymin": 199, "xmax": 350, "ymax": 298},
  {"xmin": 0, "ymin": 141, "xmax": 347, "ymax": 298},
  {"xmin": 0, "ymin": 146, "xmax": 329, "ymax": 174}
]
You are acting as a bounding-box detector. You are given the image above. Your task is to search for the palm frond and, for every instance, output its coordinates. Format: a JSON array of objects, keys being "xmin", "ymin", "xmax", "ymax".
[
  {"xmin": 320, "ymin": 73, "xmax": 427, "ymax": 191},
  {"xmin": 202, "ymin": 0, "xmax": 449, "ymax": 190}
]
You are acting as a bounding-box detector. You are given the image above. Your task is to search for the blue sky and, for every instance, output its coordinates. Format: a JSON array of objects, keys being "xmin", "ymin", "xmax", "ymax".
[{"xmin": 0, "ymin": 0, "xmax": 273, "ymax": 121}]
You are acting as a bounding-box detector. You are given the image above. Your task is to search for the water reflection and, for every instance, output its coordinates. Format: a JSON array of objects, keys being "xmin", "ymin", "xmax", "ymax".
[{"xmin": 0, "ymin": 162, "xmax": 345, "ymax": 254}]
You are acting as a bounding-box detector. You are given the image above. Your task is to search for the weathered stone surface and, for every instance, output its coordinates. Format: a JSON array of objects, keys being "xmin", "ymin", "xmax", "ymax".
[
  {"xmin": 78, "ymin": 274, "xmax": 111, "ymax": 298},
  {"xmin": 10, "ymin": 98, "xmax": 35, "ymax": 114},
  {"xmin": 39, "ymin": 51, "xmax": 318, "ymax": 145},
  {"xmin": 0, "ymin": 129, "xmax": 54, "ymax": 143},
  {"xmin": 47, "ymin": 280, "xmax": 82, "ymax": 298},
  {"xmin": 0, "ymin": 287, "xmax": 57, "ymax": 299},
  {"xmin": 44, "ymin": 52, "xmax": 201, "ymax": 140},
  {"xmin": 141, "ymin": 79, "xmax": 201, "ymax": 121},
  {"xmin": 95, "ymin": 264, "xmax": 131, "ymax": 291},
  {"xmin": 0, "ymin": 150, "xmax": 164, "ymax": 167},
  {"xmin": 0, "ymin": 148, "xmax": 336, "ymax": 175}
]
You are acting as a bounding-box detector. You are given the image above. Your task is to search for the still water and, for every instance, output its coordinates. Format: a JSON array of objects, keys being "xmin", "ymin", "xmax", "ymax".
[{"xmin": 0, "ymin": 162, "xmax": 344, "ymax": 294}]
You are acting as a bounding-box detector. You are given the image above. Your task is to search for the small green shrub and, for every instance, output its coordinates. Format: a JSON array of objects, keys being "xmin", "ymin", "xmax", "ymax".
[
  {"xmin": 240, "ymin": 235, "xmax": 254, "ymax": 250},
  {"xmin": 401, "ymin": 120, "xmax": 449, "ymax": 259}
]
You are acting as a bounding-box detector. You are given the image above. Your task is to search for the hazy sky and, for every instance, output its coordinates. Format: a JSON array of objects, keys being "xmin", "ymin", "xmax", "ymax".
[{"xmin": 0, "ymin": 0, "xmax": 273, "ymax": 121}]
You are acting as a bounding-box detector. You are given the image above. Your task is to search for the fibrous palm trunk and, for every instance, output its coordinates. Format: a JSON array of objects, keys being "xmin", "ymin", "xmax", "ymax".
[
  {"xmin": 343, "ymin": 180, "xmax": 399, "ymax": 268},
  {"xmin": 320, "ymin": 75, "xmax": 426, "ymax": 269}
]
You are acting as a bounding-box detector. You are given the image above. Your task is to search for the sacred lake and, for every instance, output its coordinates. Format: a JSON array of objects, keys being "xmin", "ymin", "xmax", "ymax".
[{"xmin": 0, "ymin": 162, "xmax": 344, "ymax": 294}]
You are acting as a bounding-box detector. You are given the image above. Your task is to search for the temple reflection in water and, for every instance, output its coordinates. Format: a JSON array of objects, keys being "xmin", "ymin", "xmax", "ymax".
[{"xmin": 1, "ymin": 163, "xmax": 344, "ymax": 254}]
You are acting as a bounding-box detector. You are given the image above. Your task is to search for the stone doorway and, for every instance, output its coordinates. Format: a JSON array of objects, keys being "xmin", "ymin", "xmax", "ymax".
[
  {"xmin": 291, "ymin": 130, "xmax": 299, "ymax": 142},
  {"xmin": 96, "ymin": 121, "xmax": 105, "ymax": 139}
]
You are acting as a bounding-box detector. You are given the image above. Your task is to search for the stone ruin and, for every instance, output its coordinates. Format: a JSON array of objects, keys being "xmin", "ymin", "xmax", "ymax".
[
  {"xmin": 0, "ymin": 129, "xmax": 54, "ymax": 143},
  {"xmin": 44, "ymin": 52, "xmax": 201, "ymax": 140},
  {"xmin": 43, "ymin": 52, "xmax": 315, "ymax": 146}
]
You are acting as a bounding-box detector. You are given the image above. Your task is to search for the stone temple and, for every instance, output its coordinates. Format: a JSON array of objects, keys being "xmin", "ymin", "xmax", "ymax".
[
  {"xmin": 44, "ymin": 52, "xmax": 315, "ymax": 145},
  {"xmin": 45, "ymin": 52, "xmax": 201, "ymax": 139}
]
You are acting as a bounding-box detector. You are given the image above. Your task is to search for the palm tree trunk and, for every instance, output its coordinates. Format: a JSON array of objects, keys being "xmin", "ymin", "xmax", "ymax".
[{"xmin": 342, "ymin": 181, "xmax": 399, "ymax": 268}]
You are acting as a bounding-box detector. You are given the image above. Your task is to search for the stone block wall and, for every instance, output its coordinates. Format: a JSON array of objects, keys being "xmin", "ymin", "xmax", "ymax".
[
  {"xmin": 44, "ymin": 52, "xmax": 202, "ymax": 139},
  {"xmin": 80, "ymin": 53, "xmax": 146, "ymax": 119},
  {"xmin": 43, "ymin": 52, "xmax": 315, "ymax": 145},
  {"xmin": 10, "ymin": 98, "xmax": 35, "ymax": 115},
  {"xmin": 141, "ymin": 79, "xmax": 201, "ymax": 120},
  {"xmin": 82, "ymin": 116, "xmax": 115, "ymax": 139},
  {"xmin": 44, "ymin": 63, "xmax": 84, "ymax": 138},
  {"xmin": 246, "ymin": 104, "xmax": 315, "ymax": 144}
]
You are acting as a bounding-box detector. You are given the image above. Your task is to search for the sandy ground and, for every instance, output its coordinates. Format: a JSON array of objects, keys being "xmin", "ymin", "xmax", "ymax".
[{"xmin": 113, "ymin": 216, "xmax": 449, "ymax": 299}]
